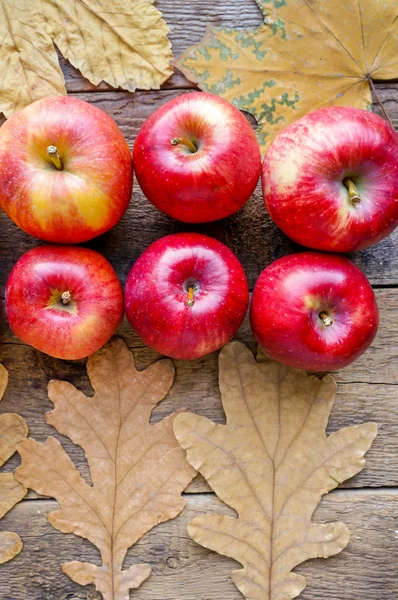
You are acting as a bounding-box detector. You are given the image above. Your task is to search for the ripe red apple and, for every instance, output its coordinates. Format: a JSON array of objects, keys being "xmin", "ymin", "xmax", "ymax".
[
  {"xmin": 250, "ymin": 252, "xmax": 379, "ymax": 371},
  {"xmin": 0, "ymin": 96, "xmax": 132, "ymax": 243},
  {"xmin": 124, "ymin": 233, "xmax": 249, "ymax": 359},
  {"xmin": 262, "ymin": 106, "xmax": 398, "ymax": 252},
  {"xmin": 5, "ymin": 246, "xmax": 123, "ymax": 360},
  {"xmin": 133, "ymin": 92, "xmax": 261, "ymax": 223}
]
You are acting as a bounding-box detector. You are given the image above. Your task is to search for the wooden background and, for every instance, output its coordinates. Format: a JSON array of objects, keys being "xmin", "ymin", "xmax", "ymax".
[{"xmin": 0, "ymin": 1, "xmax": 398, "ymax": 598}]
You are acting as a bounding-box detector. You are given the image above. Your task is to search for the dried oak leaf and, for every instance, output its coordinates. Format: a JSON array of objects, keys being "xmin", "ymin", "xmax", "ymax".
[
  {"xmin": 174, "ymin": 342, "xmax": 377, "ymax": 600},
  {"xmin": 0, "ymin": 0, "xmax": 173, "ymax": 118},
  {"xmin": 0, "ymin": 363, "xmax": 28, "ymax": 565},
  {"xmin": 16, "ymin": 338, "xmax": 196, "ymax": 600},
  {"xmin": 176, "ymin": 0, "xmax": 398, "ymax": 152}
]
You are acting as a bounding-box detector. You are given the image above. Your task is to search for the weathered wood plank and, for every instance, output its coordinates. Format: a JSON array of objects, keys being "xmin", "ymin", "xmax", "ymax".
[
  {"xmin": 0, "ymin": 291, "xmax": 396, "ymax": 492},
  {"xmin": 1, "ymin": 287, "xmax": 397, "ymax": 384},
  {"xmin": 0, "ymin": 90, "xmax": 397, "ymax": 288},
  {"xmin": 225, "ymin": 188, "xmax": 398, "ymax": 292},
  {"xmin": 0, "ymin": 491, "xmax": 396, "ymax": 599}
]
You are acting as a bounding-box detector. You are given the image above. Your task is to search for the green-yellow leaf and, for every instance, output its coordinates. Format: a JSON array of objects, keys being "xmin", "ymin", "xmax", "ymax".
[
  {"xmin": 176, "ymin": 0, "xmax": 398, "ymax": 153},
  {"xmin": 0, "ymin": 0, "xmax": 173, "ymax": 118}
]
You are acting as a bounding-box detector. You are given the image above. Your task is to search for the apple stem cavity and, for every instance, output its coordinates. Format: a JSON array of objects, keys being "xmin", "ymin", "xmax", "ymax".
[
  {"xmin": 47, "ymin": 145, "xmax": 63, "ymax": 170},
  {"xmin": 61, "ymin": 290, "xmax": 71, "ymax": 305},
  {"xmin": 319, "ymin": 311, "xmax": 333, "ymax": 327},
  {"xmin": 170, "ymin": 137, "xmax": 198, "ymax": 154},
  {"xmin": 343, "ymin": 178, "xmax": 361, "ymax": 206},
  {"xmin": 186, "ymin": 286, "xmax": 195, "ymax": 307}
]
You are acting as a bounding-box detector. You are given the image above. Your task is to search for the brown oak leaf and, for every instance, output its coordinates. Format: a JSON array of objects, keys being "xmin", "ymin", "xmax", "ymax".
[
  {"xmin": 174, "ymin": 341, "xmax": 377, "ymax": 600},
  {"xmin": 16, "ymin": 338, "xmax": 196, "ymax": 600},
  {"xmin": 0, "ymin": 363, "xmax": 28, "ymax": 565},
  {"xmin": 0, "ymin": 0, "xmax": 173, "ymax": 118}
]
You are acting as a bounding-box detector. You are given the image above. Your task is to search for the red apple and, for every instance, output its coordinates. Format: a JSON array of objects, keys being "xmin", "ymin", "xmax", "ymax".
[
  {"xmin": 0, "ymin": 96, "xmax": 132, "ymax": 243},
  {"xmin": 262, "ymin": 106, "xmax": 398, "ymax": 252},
  {"xmin": 124, "ymin": 233, "xmax": 249, "ymax": 359},
  {"xmin": 133, "ymin": 92, "xmax": 261, "ymax": 223},
  {"xmin": 250, "ymin": 252, "xmax": 379, "ymax": 371},
  {"xmin": 5, "ymin": 246, "xmax": 123, "ymax": 359}
]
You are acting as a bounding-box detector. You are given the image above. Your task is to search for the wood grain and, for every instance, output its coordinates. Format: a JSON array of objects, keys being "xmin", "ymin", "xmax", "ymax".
[
  {"xmin": 0, "ymin": 288, "xmax": 396, "ymax": 492},
  {"xmin": 1, "ymin": 288, "xmax": 396, "ymax": 383},
  {"xmin": 0, "ymin": 491, "xmax": 396, "ymax": 599}
]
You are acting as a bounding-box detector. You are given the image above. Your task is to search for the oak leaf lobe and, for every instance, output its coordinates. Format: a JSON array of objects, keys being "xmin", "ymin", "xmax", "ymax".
[
  {"xmin": 174, "ymin": 341, "xmax": 377, "ymax": 600},
  {"xmin": 0, "ymin": 363, "xmax": 28, "ymax": 565},
  {"xmin": 16, "ymin": 338, "xmax": 196, "ymax": 600}
]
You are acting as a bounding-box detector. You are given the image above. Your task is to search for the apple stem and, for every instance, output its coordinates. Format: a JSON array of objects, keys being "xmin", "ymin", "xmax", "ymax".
[
  {"xmin": 343, "ymin": 178, "xmax": 361, "ymax": 206},
  {"xmin": 61, "ymin": 291, "xmax": 71, "ymax": 305},
  {"xmin": 319, "ymin": 311, "xmax": 333, "ymax": 327},
  {"xmin": 186, "ymin": 286, "xmax": 195, "ymax": 307},
  {"xmin": 368, "ymin": 78, "xmax": 395, "ymax": 129},
  {"xmin": 170, "ymin": 137, "xmax": 197, "ymax": 153},
  {"xmin": 46, "ymin": 145, "xmax": 63, "ymax": 170}
]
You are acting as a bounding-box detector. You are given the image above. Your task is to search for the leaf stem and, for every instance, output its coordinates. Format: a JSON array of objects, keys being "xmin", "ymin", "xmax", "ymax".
[{"xmin": 368, "ymin": 78, "xmax": 394, "ymax": 129}]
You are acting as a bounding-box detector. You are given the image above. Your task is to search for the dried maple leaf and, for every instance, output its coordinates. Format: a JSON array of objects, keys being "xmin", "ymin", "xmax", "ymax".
[
  {"xmin": 174, "ymin": 342, "xmax": 377, "ymax": 600},
  {"xmin": 16, "ymin": 338, "xmax": 195, "ymax": 600},
  {"xmin": 176, "ymin": 0, "xmax": 398, "ymax": 152},
  {"xmin": 0, "ymin": 0, "xmax": 173, "ymax": 118},
  {"xmin": 0, "ymin": 363, "xmax": 28, "ymax": 565}
]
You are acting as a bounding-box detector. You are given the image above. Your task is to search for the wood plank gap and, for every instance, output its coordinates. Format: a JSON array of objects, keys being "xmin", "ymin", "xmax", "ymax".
[
  {"xmin": 66, "ymin": 87, "xmax": 199, "ymax": 96},
  {"xmin": 14, "ymin": 486, "xmax": 398, "ymax": 506},
  {"xmin": 338, "ymin": 380, "xmax": 398, "ymax": 386}
]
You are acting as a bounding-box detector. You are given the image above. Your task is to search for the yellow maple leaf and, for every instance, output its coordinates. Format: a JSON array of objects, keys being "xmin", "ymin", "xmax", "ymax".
[
  {"xmin": 174, "ymin": 342, "xmax": 377, "ymax": 600},
  {"xmin": 176, "ymin": 0, "xmax": 398, "ymax": 153},
  {"xmin": 16, "ymin": 338, "xmax": 196, "ymax": 600},
  {"xmin": 0, "ymin": 0, "xmax": 173, "ymax": 118},
  {"xmin": 0, "ymin": 364, "xmax": 28, "ymax": 565}
]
